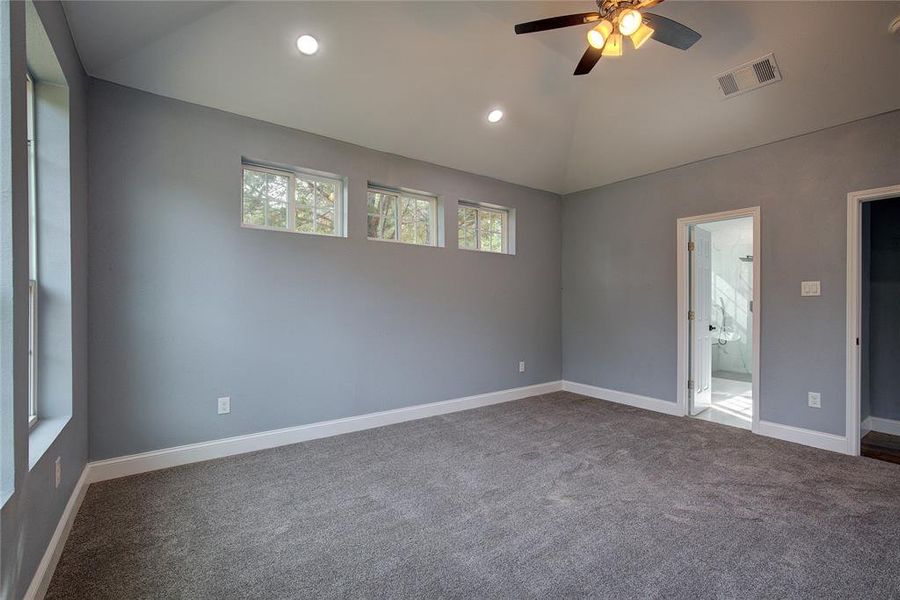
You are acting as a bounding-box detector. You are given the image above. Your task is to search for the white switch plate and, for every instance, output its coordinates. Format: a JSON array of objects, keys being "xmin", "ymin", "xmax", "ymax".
[
  {"xmin": 808, "ymin": 392, "xmax": 821, "ymax": 408},
  {"xmin": 801, "ymin": 281, "xmax": 821, "ymax": 297},
  {"xmin": 217, "ymin": 396, "xmax": 231, "ymax": 415},
  {"xmin": 519, "ymin": 361, "xmax": 526, "ymax": 373},
  {"xmin": 54, "ymin": 456, "xmax": 61, "ymax": 488}
]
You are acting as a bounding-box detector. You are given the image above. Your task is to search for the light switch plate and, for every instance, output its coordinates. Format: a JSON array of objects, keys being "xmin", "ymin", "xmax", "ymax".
[
  {"xmin": 808, "ymin": 392, "xmax": 821, "ymax": 408},
  {"xmin": 801, "ymin": 281, "xmax": 821, "ymax": 297}
]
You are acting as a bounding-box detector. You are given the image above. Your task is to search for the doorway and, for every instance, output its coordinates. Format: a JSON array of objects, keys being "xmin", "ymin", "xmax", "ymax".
[
  {"xmin": 677, "ymin": 208, "xmax": 760, "ymax": 432},
  {"xmin": 847, "ymin": 185, "xmax": 900, "ymax": 460}
]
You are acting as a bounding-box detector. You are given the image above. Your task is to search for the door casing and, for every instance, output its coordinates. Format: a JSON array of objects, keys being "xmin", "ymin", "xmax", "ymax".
[{"xmin": 676, "ymin": 207, "xmax": 761, "ymax": 433}]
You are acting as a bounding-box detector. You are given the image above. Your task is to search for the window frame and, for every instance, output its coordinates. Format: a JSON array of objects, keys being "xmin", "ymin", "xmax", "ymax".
[
  {"xmin": 240, "ymin": 163, "xmax": 345, "ymax": 237},
  {"xmin": 366, "ymin": 185, "xmax": 439, "ymax": 247},
  {"xmin": 457, "ymin": 201, "xmax": 510, "ymax": 254},
  {"xmin": 26, "ymin": 72, "xmax": 38, "ymax": 429}
]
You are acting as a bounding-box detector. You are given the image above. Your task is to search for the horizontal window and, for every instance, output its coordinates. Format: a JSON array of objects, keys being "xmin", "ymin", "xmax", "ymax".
[
  {"xmin": 242, "ymin": 164, "xmax": 344, "ymax": 237},
  {"xmin": 367, "ymin": 187, "xmax": 437, "ymax": 247},
  {"xmin": 458, "ymin": 202, "xmax": 510, "ymax": 254}
]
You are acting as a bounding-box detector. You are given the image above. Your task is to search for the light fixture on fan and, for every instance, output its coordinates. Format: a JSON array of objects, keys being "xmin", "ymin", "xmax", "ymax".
[
  {"xmin": 589, "ymin": 7, "xmax": 653, "ymax": 55},
  {"xmin": 587, "ymin": 20, "xmax": 613, "ymax": 49},
  {"xmin": 514, "ymin": 0, "xmax": 701, "ymax": 76}
]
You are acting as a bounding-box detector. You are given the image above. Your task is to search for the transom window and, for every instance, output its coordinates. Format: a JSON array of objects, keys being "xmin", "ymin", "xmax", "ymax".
[
  {"xmin": 458, "ymin": 202, "xmax": 509, "ymax": 254},
  {"xmin": 241, "ymin": 164, "xmax": 344, "ymax": 237},
  {"xmin": 367, "ymin": 187, "xmax": 437, "ymax": 246}
]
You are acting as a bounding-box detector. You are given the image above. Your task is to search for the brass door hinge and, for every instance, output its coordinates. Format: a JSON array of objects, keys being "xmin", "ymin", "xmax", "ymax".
[
  {"xmin": 688, "ymin": 310, "xmax": 695, "ymax": 320},
  {"xmin": 688, "ymin": 241, "xmax": 695, "ymax": 252}
]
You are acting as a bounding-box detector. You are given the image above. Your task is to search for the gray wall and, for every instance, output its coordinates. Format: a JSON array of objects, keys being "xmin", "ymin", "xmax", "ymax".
[
  {"xmin": 0, "ymin": 2, "xmax": 89, "ymax": 599},
  {"xmin": 865, "ymin": 197, "xmax": 900, "ymax": 421},
  {"xmin": 562, "ymin": 110, "xmax": 900, "ymax": 436},
  {"xmin": 87, "ymin": 80, "xmax": 562, "ymax": 460}
]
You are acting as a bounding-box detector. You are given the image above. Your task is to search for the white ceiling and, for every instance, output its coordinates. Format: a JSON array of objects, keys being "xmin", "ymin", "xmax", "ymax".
[{"xmin": 62, "ymin": 1, "xmax": 900, "ymax": 194}]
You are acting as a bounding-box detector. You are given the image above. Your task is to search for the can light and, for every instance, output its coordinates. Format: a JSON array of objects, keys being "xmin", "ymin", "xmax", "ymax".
[
  {"xmin": 296, "ymin": 35, "xmax": 319, "ymax": 56},
  {"xmin": 487, "ymin": 109, "xmax": 504, "ymax": 123}
]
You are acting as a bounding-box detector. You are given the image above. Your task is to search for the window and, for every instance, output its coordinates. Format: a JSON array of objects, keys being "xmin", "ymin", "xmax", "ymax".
[
  {"xmin": 458, "ymin": 202, "xmax": 509, "ymax": 254},
  {"xmin": 241, "ymin": 164, "xmax": 344, "ymax": 237},
  {"xmin": 367, "ymin": 187, "xmax": 437, "ymax": 246},
  {"xmin": 26, "ymin": 73, "xmax": 37, "ymax": 428}
]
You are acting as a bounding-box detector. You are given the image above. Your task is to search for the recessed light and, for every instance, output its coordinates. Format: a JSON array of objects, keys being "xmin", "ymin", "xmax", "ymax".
[
  {"xmin": 296, "ymin": 35, "xmax": 319, "ymax": 56},
  {"xmin": 487, "ymin": 109, "xmax": 504, "ymax": 123}
]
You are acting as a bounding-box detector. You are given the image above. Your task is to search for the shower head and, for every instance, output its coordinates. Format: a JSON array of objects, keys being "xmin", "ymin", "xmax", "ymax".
[{"xmin": 739, "ymin": 255, "xmax": 754, "ymax": 263}]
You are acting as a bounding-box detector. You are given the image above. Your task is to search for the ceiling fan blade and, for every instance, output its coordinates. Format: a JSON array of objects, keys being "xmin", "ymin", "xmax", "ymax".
[
  {"xmin": 642, "ymin": 13, "xmax": 701, "ymax": 50},
  {"xmin": 573, "ymin": 46, "xmax": 603, "ymax": 76},
  {"xmin": 515, "ymin": 12, "xmax": 599, "ymax": 35}
]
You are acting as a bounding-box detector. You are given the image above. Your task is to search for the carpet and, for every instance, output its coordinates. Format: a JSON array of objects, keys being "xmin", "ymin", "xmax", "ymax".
[{"xmin": 46, "ymin": 392, "xmax": 900, "ymax": 599}]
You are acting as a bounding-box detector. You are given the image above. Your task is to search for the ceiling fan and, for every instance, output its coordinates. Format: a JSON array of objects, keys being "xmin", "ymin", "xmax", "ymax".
[{"xmin": 514, "ymin": 0, "xmax": 701, "ymax": 76}]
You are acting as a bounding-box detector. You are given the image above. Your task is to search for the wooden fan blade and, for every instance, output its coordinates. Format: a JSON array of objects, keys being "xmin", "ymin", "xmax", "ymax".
[
  {"xmin": 573, "ymin": 46, "xmax": 603, "ymax": 76},
  {"xmin": 515, "ymin": 12, "xmax": 599, "ymax": 35},
  {"xmin": 643, "ymin": 13, "xmax": 701, "ymax": 50}
]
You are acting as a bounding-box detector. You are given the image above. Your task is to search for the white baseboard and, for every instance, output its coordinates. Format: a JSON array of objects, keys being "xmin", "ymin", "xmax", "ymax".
[
  {"xmin": 862, "ymin": 416, "xmax": 900, "ymax": 437},
  {"xmin": 88, "ymin": 380, "xmax": 563, "ymax": 483},
  {"xmin": 562, "ymin": 380, "xmax": 682, "ymax": 416},
  {"xmin": 756, "ymin": 420, "xmax": 849, "ymax": 454},
  {"xmin": 562, "ymin": 380, "xmax": 852, "ymax": 455},
  {"xmin": 23, "ymin": 466, "xmax": 90, "ymax": 600}
]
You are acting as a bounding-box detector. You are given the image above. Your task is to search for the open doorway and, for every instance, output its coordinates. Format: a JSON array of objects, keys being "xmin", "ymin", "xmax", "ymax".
[
  {"xmin": 847, "ymin": 184, "xmax": 900, "ymax": 457},
  {"xmin": 677, "ymin": 208, "xmax": 760, "ymax": 432},
  {"xmin": 857, "ymin": 194, "xmax": 900, "ymax": 464}
]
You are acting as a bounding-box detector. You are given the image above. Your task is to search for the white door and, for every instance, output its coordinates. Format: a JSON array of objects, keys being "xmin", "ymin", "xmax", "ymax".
[{"xmin": 690, "ymin": 226, "xmax": 713, "ymax": 415}]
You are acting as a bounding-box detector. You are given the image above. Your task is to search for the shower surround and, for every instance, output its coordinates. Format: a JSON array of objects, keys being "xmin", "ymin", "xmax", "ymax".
[{"xmin": 704, "ymin": 218, "xmax": 753, "ymax": 380}]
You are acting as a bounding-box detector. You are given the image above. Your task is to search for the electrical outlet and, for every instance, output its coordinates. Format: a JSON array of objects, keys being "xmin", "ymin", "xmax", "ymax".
[
  {"xmin": 217, "ymin": 396, "xmax": 231, "ymax": 415},
  {"xmin": 808, "ymin": 392, "xmax": 821, "ymax": 408},
  {"xmin": 54, "ymin": 456, "xmax": 61, "ymax": 488},
  {"xmin": 519, "ymin": 361, "xmax": 526, "ymax": 373}
]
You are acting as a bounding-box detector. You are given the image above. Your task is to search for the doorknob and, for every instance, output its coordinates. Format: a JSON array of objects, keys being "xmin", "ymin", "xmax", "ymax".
[{"xmin": 709, "ymin": 325, "xmax": 717, "ymax": 331}]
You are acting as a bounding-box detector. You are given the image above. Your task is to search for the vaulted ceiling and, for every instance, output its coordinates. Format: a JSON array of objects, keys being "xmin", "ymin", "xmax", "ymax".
[{"xmin": 62, "ymin": 1, "xmax": 900, "ymax": 194}]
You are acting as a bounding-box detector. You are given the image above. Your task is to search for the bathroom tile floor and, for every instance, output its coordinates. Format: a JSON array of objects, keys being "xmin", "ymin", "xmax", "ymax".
[{"xmin": 693, "ymin": 377, "xmax": 752, "ymax": 430}]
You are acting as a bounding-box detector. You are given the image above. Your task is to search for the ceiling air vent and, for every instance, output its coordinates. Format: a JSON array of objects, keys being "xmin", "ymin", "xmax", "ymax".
[{"xmin": 716, "ymin": 53, "xmax": 781, "ymax": 99}]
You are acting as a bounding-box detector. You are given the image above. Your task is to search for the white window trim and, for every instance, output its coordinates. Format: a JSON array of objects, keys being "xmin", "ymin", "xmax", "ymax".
[
  {"xmin": 240, "ymin": 163, "xmax": 345, "ymax": 237},
  {"xmin": 28, "ymin": 280, "xmax": 37, "ymax": 429},
  {"xmin": 458, "ymin": 201, "xmax": 511, "ymax": 254},
  {"xmin": 367, "ymin": 186, "xmax": 439, "ymax": 247},
  {"xmin": 26, "ymin": 72, "xmax": 38, "ymax": 429}
]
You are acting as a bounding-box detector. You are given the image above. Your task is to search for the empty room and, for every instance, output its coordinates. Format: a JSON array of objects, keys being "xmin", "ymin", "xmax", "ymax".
[{"xmin": 2, "ymin": 1, "xmax": 900, "ymax": 598}]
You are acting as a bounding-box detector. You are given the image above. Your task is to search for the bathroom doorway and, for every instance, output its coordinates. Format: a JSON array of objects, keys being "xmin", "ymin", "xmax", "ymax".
[{"xmin": 677, "ymin": 208, "xmax": 760, "ymax": 432}]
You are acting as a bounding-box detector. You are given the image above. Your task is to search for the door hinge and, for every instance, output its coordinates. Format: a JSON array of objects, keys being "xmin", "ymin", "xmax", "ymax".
[
  {"xmin": 688, "ymin": 310, "xmax": 695, "ymax": 320},
  {"xmin": 688, "ymin": 379, "xmax": 694, "ymax": 390},
  {"xmin": 688, "ymin": 241, "xmax": 695, "ymax": 252}
]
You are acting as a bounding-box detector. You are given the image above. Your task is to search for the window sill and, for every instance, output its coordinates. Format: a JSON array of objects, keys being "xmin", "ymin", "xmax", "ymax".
[
  {"xmin": 28, "ymin": 415, "xmax": 70, "ymax": 471},
  {"xmin": 366, "ymin": 236, "xmax": 440, "ymax": 248},
  {"xmin": 458, "ymin": 246, "xmax": 514, "ymax": 256}
]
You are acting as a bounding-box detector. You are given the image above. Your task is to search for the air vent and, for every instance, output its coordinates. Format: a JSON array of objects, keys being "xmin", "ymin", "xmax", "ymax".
[{"xmin": 716, "ymin": 53, "xmax": 782, "ymax": 98}]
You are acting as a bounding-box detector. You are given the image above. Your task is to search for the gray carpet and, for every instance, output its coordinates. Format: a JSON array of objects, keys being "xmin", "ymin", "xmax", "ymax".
[{"xmin": 46, "ymin": 392, "xmax": 900, "ymax": 599}]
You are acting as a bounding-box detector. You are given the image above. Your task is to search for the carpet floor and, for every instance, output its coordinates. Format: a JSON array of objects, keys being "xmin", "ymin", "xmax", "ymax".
[{"xmin": 46, "ymin": 392, "xmax": 900, "ymax": 599}]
